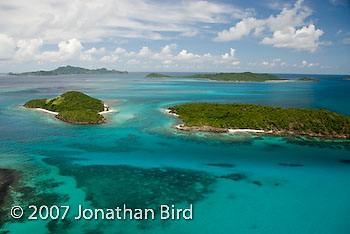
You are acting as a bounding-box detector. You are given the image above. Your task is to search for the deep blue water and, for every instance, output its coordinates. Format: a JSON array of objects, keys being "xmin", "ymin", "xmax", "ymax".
[{"xmin": 0, "ymin": 73, "xmax": 349, "ymax": 234}]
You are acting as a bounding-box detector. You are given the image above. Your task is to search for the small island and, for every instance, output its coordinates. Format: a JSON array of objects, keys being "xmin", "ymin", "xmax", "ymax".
[
  {"xmin": 146, "ymin": 73, "xmax": 172, "ymax": 78},
  {"xmin": 147, "ymin": 72, "xmax": 283, "ymax": 82},
  {"xmin": 297, "ymin": 77, "xmax": 320, "ymax": 82},
  {"xmin": 24, "ymin": 91, "xmax": 111, "ymax": 124},
  {"xmin": 167, "ymin": 103, "xmax": 350, "ymax": 139},
  {"xmin": 344, "ymin": 77, "xmax": 350, "ymax": 81},
  {"xmin": 9, "ymin": 65, "xmax": 127, "ymax": 76}
]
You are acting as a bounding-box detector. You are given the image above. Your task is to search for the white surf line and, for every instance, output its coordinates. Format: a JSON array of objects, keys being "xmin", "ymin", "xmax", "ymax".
[
  {"xmin": 35, "ymin": 108, "xmax": 58, "ymax": 115},
  {"xmin": 99, "ymin": 109, "xmax": 117, "ymax": 114},
  {"xmin": 163, "ymin": 108, "xmax": 179, "ymax": 117},
  {"xmin": 228, "ymin": 129, "xmax": 272, "ymax": 133},
  {"xmin": 99, "ymin": 103, "xmax": 117, "ymax": 114},
  {"xmin": 35, "ymin": 107, "xmax": 116, "ymax": 115}
]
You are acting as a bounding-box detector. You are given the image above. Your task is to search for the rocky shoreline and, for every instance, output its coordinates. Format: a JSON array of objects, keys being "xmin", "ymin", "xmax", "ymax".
[{"xmin": 173, "ymin": 124, "xmax": 348, "ymax": 139}]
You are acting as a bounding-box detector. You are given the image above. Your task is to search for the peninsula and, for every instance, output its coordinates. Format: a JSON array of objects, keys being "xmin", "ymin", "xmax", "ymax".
[
  {"xmin": 9, "ymin": 65, "xmax": 127, "ymax": 76},
  {"xmin": 24, "ymin": 91, "xmax": 110, "ymax": 124},
  {"xmin": 167, "ymin": 103, "xmax": 350, "ymax": 139}
]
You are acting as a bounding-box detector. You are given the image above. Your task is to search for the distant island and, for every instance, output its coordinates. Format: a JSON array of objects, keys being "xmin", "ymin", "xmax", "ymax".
[
  {"xmin": 344, "ymin": 77, "xmax": 350, "ymax": 80},
  {"xmin": 147, "ymin": 72, "xmax": 283, "ymax": 82},
  {"xmin": 147, "ymin": 72, "xmax": 320, "ymax": 82},
  {"xmin": 9, "ymin": 65, "xmax": 127, "ymax": 76},
  {"xmin": 167, "ymin": 103, "xmax": 350, "ymax": 139},
  {"xmin": 297, "ymin": 77, "xmax": 320, "ymax": 82},
  {"xmin": 24, "ymin": 91, "xmax": 113, "ymax": 124}
]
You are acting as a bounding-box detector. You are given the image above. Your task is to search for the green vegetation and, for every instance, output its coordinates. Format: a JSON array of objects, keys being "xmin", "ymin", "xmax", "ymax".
[
  {"xmin": 169, "ymin": 103, "xmax": 350, "ymax": 139},
  {"xmin": 297, "ymin": 77, "xmax": 320, "ymax": 82},
  {"xmin": 57, "ymin": 110, "xmax": 104, "ymax": 124},
  {"xmin": 185, "ymin": 72, "xmax": 282, "ymax": 81},
  {"xmin": 146, "ymin": 72, "xmax": 283, "ymax": 82},
  {"xmin": 146, "ymin": 73, "xmax": 172, "ymax": 78},
  {"xmin": 9, "ymin": 65, "xmax": 127, "ymax": 76},
  {"xmin": 24, "ymin": 91, "xmax": 105, "ymax": 124}
]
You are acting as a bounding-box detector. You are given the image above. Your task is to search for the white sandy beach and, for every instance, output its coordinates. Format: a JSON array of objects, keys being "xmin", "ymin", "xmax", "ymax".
[
  {"xmin": 35, "ymin": 108, "xmax": 58, "ymax": 115},
  {"xmin": 228, "ymin": 129, "xmax": 269, "ymax": 133},
  {"xmin": 32, "ymin": 105, "xmax": 116, "ymax": 115}
]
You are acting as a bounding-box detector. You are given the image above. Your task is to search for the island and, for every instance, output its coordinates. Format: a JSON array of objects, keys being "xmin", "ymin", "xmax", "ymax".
[
  {"xmin": 146, "ymin": 73, "xmax": 172, "ymax": 78},
  {"xmin": 167, "ymin": 103, "xmax": 350, "ymax": 139},
  {"xmin": 147, "ymin": 72, "xmax": 283, "ymax": 82},
  {"xmin": 9, "ymin": 65, "xmax": 127, "ymax": 76},
  {"xmin": 24, "ymin": 91, "xmax": 111, "ymax": 124},
  {"xmin": 344, "ymin": 77, "xmax": 350, "ymax": 81},
  {"xmin": 297, "ymin": 77, "xmax": 320, "ymax": 82}
]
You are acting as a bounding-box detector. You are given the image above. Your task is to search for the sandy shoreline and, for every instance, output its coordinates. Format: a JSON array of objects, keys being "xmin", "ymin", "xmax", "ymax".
[
  {"xmin": 34, "ymin": 108, "xmax": 58, "ymax": 115},
  {"xmin": 31, "ymin": 104, "xmax": 116, "ymax": 115},
  {"xmin": 174, "ymin": 124, "xmax": 270, "ymax": 134}
]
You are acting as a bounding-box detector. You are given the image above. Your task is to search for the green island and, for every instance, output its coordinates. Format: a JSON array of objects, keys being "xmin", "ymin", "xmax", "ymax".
[
  {"xmin": 168, "ymin": 103, "xmax": 350, "ymax": 139},
  {"xmin": 24, "ymin": 91, "xmax": 108, "ymax": 124},
  {"xmin": 146, "ymin": 73, "xmax": 172, "ymax": 78},
  {"xmin": 343, "ymin": 77, "xmax": 350, "ymax": 80},
  {"xmin": 147, "ymin": 72, "xmax": 283, "ymax": 82},
  {"xmin": 297, "ymin": 77, "xmax": 320, "ymax": 82},
  {"xmin": 9, "ymin": 65, "xmax": 127, "ymax": 76}
]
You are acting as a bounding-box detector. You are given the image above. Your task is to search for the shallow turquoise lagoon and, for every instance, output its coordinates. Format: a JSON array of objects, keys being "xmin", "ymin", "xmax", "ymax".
[{"xmin": 0, "ymin": 73, "xmax": 349, "ymax": 233}]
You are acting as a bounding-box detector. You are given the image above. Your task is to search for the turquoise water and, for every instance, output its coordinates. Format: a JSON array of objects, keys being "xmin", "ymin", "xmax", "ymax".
[{"xmin": 0, "ymin": 73, "xmax": 350, "ymax": 234}]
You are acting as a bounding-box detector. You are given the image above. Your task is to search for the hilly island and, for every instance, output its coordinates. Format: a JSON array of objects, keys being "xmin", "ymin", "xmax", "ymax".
[
  {"xmin": 9, "ymin": 65, "xmax": 127, "ymax": 76},
  {"xmin": 168, "ymin": 103, "xmax": 350, "ymax": 139},
  {"xmin": 24, "ymin": 91, "xmax": 109, "ymax": 124},
  {"xmin": 147, "ymin": 72, "xmax": 319, "ymax": 82}
]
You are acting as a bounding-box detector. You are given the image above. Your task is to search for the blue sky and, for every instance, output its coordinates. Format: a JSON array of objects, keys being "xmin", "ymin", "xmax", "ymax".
[{"xmin": 0, "ymin": 0, "xmax": 349, "ymax": 74}]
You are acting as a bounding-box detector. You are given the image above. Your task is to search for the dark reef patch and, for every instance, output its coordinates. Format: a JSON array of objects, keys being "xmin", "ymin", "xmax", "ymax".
[
  {"xmin": 339, "ymin": 159, "xmax": 350, "ymax": 164},
  {"xmin": 205, "ymin": 163, "xmax": 235, "ymax": 168},
  {"xmin": 219, "ymin": 173, "xmax": 247, "ymax": 181},
  {"xmin": 43, "ymin": 157, "xmax": 217, "ymax": 214},
  {"xmin": 0, "ymin": 168, "xmax": 18, "ymax": 206},
  {"xmin": 279, "ymin": 163, "xmax": 304, "ymax": 167},
  {"xmin": 252, "ymin": 181, "xmax": 262, "ymax": 186},
  {"xmin": 284, "ymin": 136, "xmax": 350, "ymax": 150}
]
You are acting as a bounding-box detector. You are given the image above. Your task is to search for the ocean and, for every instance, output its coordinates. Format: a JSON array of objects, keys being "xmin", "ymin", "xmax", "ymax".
[{"xmin": 0, "ymin": 73, "xmax": 349, "ymax": 234}]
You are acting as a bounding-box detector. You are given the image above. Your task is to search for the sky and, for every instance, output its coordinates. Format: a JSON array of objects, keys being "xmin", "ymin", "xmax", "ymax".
[{"xmin": 0, "ymin": 0, "xmax": 349, "ymax": 74}]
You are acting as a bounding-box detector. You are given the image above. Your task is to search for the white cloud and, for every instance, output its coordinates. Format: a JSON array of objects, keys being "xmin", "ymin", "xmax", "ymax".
[
  {"xmin": 232, "ymin": 61, "xmax": 240, "ymax": 65},
  {"xmin": 262, "ymin": 61, "xmax": 269, "ymax": 66},
  {"xmin": 329, "ymin": 0, "xmax": 350, "ymax": 6},
  {"xmin": 261, "ymin": 25, "xmax": 323, "ymax": 52},
  {"xmin": 0, "ymin": 34, "xmax": 16, "ymax": 60},
  {"xmin": 40, "ymin": 39, "xmax": 85, "ymax": 62},
  {"xmin": 214, "ymin": 18, "xmax": 264, "ymax": 41},
  {"xmin": 214, "ymin": 0, "xmax": 324, "ymax": 52},
  {"xmin": 343, "ymin": 38, "xmax": 350, "ymax": 44},
  {"xmin": 15, "ymin": 38, "xmax": 43, "ymax": 61},
  {"xmin": 138, "ymin": 47, "xmax": 152, "ymax": 57},
  {"xmin": 301, "ymin": 60, "xmax": 319, "ymax": 67},
  {"xmin": 0, "ymin": 0, "xmax": 238, "ymax": 43},
  {"xmin": 13, "ymin": 38, "xmax": 95, "ymax": 62},
  {"xmin": 98, "ymin": 45, "xmax": 239, "ymax": 70}
]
